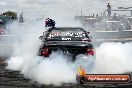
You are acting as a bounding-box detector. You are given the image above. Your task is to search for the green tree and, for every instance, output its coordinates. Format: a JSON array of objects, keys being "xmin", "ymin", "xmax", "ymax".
[{"xmin": 2, "ymin": 11, "xmax": 17, "ymax": 19}]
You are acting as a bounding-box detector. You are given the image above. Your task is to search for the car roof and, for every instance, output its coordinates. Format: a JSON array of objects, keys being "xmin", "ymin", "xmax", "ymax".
[
  {"xmin": 54, "ymin": 27, "xmax": 83, "ymax": 29},
  {"xmin": 51, "ymin": 27, "xmax": 85, "ymax": 32}
]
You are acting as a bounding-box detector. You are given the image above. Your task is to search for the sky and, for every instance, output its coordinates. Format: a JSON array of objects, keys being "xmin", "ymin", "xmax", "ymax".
[
  {"xmin": 0, "ymin": 0, "xmax": 132, "ymax": 12},
  {"xmin": 0, "ymin": 0, "xmax": 132, "ymax": 19}
]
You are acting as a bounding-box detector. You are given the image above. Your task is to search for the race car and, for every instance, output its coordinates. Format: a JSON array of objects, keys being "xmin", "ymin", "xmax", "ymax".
[{"xmin": 38, "ymin": 27, "xmax": 94, "ymax": 61}]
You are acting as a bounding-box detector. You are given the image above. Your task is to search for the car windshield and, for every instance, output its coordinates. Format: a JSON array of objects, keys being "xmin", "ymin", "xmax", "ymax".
[{"xmin": 46, "ymin": 28, "xmax": 88, "ymax": 41}]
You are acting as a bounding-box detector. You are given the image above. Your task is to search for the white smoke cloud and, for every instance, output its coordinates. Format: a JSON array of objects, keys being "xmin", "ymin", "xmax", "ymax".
[{"xmin": 91, "ymin": 42, "xmax": 132, "ymax": 74}]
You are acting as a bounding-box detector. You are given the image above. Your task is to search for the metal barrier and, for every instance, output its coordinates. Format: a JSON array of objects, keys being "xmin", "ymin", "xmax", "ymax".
[{"xmin": 90, "ymin": 30, "xmax": 132, "ymax": 39}]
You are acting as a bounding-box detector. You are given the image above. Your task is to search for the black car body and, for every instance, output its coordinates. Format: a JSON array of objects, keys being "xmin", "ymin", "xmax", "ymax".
[{"xmin": 38, "ymin": 27, "xmax": 94, "ymax": 61}]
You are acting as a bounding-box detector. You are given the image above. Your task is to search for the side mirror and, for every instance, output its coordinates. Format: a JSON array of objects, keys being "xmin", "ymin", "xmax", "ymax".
[{"xmin": 39, "ymin": 36, "xmax": 43, "ymax": 40}]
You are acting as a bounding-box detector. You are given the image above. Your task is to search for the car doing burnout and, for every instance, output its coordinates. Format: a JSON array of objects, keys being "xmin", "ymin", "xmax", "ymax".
[{"xmin": 38, "ymin": 27, "xmax": 94, "ymax": 61}]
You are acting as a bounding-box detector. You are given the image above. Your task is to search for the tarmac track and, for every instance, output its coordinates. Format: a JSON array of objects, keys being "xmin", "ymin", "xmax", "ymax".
[{"xmin": 0, "ymin": 57, "xmax": 132, "ymax": 88}]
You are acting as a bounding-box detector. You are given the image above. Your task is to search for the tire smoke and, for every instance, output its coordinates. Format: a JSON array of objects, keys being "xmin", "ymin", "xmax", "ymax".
[{"xmin": 91, "ymin": 42, "xmax": 132, "ymax": 74}]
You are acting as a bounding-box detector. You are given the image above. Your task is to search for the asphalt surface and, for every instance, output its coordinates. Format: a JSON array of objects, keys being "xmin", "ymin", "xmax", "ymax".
[{"xmin": 0, "ymin": 57, "xmax": 132, "ymax": 88}]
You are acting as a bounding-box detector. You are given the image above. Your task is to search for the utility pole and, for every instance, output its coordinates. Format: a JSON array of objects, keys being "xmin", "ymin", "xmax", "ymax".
[{"xmin": 81, "ymin": 10, "xmax": 83, "ymax": 16}]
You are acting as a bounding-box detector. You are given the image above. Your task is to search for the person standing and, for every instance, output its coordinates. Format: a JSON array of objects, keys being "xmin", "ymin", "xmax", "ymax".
[{"xmin": 107, "ymin": 3, "xmax": 111, "ymax": 17}]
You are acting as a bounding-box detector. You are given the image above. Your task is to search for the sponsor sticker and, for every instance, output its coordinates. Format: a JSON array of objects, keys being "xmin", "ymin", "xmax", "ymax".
[{"xmin": 84, "ymin": 74, "xmax": 130, "ymax": 83}]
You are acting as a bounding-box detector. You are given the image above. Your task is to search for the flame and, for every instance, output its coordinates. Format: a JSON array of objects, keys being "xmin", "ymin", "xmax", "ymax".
[{"xmin": 77, "ymin": 65, "xmax": 86, "ymax": 76}]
